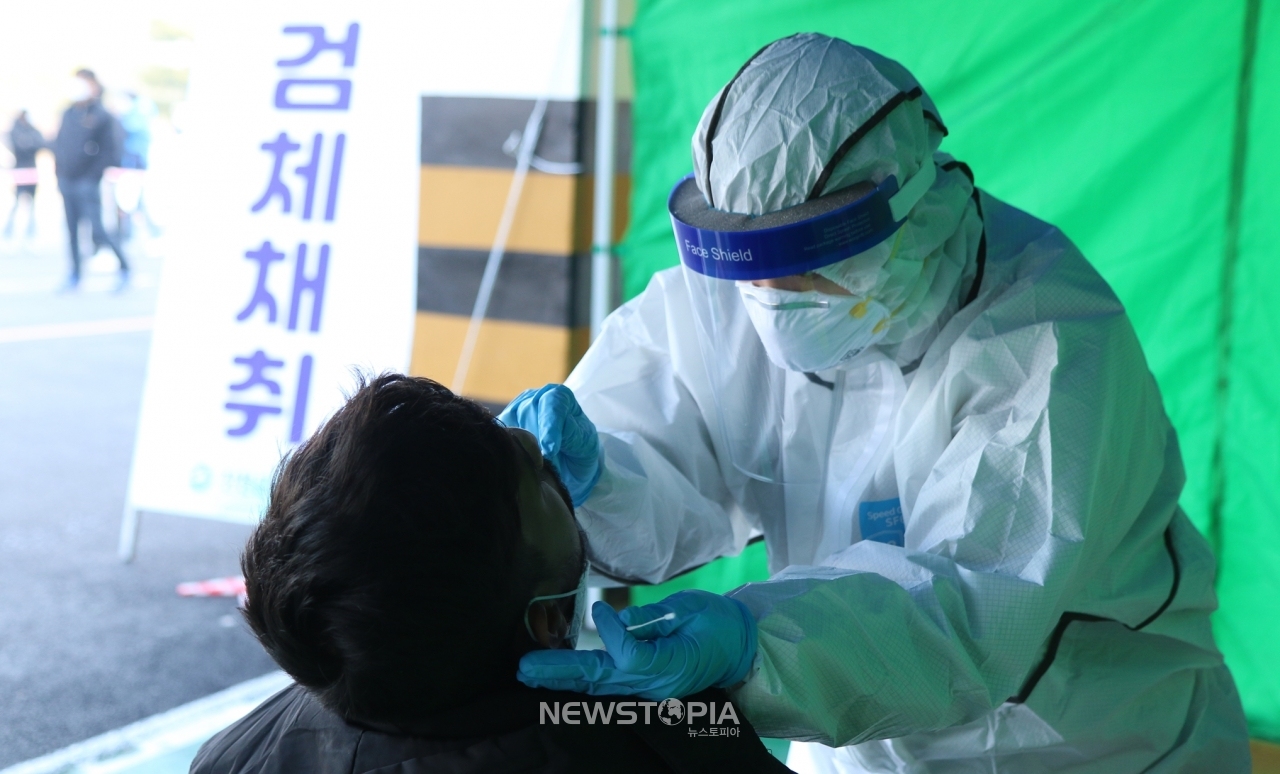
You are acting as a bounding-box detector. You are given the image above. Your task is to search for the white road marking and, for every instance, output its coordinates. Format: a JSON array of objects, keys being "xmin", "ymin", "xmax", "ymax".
[
  {"xmin": 0, "ymin": 317, "xmax": 154, "ymax": 344},
  {"xmin": 0, "ymin": 671, "xmax": 292, "ymax": 774}
]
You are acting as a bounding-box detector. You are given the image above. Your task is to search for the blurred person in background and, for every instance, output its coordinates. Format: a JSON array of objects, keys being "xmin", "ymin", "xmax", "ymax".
[
  {"xmin": 3, "ymin": 109, "xmax": 44, "ymax": 239},
  {"xmin": 53, "ymin": 68, "xmax": 129, "ymax": 290},
  {"xmin": 114, "ymin": 90, "xmax": 158, "ymax": 242},
  {"xmin": 118, "ymin": 92, "xmax": 152, "ymax": 171}
]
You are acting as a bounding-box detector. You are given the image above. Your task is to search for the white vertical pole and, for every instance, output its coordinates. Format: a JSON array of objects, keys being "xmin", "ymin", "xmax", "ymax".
[
  {"xmin": 118, "ymin": 507, "xmax": 140, "ymax": 563},
  {"xmin": 589, "ymin": 0, "xmax": 619, "ymax": 341}
]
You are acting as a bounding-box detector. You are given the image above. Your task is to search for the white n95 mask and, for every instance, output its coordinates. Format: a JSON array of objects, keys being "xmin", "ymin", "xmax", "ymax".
[
  {"xmin": 68, "ymin": 78, "xmax": 93, "ymax": 103},
  {"xmin": 738, "ymin": 284, "xmax": 891, "ymax": 373}
]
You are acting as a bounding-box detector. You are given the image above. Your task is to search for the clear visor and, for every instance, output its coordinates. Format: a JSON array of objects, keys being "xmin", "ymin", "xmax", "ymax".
[
  {"xmin": 682, "ymin": 267, "xmax": 826, "ymax": 485},
  {"xmin": 669, "ymin": 163, "xmax": 936, "ymax": 485}
]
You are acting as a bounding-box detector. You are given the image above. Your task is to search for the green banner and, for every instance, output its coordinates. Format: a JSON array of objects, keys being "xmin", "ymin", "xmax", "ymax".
[{"xmin": 623, "ymin": 0, "xmax": 1277, "ymax": 739}]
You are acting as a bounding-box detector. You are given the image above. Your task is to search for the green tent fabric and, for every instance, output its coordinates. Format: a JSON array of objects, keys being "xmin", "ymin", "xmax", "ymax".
[
  {"xmin": 620, "ymin": 0, "xmax": 1277, "ymax": 740},
  {"xmin": 1220, "ymin": 0, "xmax": 1280, "ymax": 742}
]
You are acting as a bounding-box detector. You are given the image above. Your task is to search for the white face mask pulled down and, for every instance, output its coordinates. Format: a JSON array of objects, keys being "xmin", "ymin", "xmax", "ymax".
[
  {"xmin": 739, "ymin": 284, "xmax": 893, "ymax": 373},
  {"xmin": 523, "ymin": 561, "xmax": 589, "ymax": 649}
]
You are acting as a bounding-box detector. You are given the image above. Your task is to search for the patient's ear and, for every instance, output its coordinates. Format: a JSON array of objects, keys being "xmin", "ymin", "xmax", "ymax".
[{"xmin": 526, "ymin": 600, "xmax": 572, "ymax": 649}]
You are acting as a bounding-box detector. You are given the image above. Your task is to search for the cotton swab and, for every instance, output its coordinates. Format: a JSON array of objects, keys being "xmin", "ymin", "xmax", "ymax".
[{"xmin": 626, "ymin": 612, "xmax": 677, "ymax": 631}]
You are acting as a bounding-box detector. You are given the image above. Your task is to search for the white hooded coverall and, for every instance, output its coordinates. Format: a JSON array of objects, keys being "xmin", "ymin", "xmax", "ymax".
[{"xmin": 567, "ymin": 34, "xmax": 1250, "ymax": 774}]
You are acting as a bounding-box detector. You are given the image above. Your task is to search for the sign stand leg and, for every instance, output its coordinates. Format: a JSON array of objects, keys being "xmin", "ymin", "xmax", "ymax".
[{"xmin": 118, "ymin": 507, "xmax": 141, "ymax": 563}]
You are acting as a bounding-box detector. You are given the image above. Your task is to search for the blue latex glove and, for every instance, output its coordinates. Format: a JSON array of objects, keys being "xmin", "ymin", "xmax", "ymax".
[
  {"xmin": 498, "ymin": 384, "xmax": 602, "ymax": 507},
  {"xmin": 517, "ymin": 589, "xmax": 758, "ymax": 700}
]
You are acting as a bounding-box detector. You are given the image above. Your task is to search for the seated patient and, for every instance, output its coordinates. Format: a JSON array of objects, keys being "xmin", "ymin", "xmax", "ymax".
[{"xmin": 193, "ymin": 374, "xmax": 790, "ymax": 774}]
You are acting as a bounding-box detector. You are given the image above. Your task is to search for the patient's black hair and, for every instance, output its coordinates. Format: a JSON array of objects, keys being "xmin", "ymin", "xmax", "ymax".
[{"xmin": 241, "ymin": 373, "xmax": 536, "ymax": 723}]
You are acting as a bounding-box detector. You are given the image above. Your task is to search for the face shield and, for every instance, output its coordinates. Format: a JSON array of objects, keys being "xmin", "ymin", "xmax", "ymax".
[
  {"xmin": 669, "ymin": 160, "xmax": 936, "ymax": 484},
  {"xmin": 668, "ymin": 33, "xmax": 976, "ymax": 486}
]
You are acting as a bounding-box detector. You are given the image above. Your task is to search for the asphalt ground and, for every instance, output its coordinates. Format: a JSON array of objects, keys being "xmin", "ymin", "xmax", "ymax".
[{"xmin": 0, "ymin": 206, "xmax": 276, "ymax": 767}]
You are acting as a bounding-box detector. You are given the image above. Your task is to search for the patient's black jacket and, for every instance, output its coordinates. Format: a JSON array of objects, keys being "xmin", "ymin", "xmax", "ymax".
[{"xmin": 190, "ymin": 682, "xmax": 792, "ymax": 774}]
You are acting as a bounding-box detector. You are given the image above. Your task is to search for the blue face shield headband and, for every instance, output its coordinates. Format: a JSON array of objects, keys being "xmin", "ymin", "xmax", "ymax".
[{"xmin": 669, "ymin": 160, "xmax": 937, "ymax": 281}]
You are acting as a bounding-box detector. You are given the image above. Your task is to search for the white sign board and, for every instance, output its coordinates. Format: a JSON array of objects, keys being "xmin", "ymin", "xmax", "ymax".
[{"xmin": 123, "ymin": 3, "xmax": 422, "ymax": 550}]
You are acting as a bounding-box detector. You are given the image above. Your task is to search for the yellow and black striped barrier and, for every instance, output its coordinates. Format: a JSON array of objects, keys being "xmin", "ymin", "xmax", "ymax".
[{"xmin": 411, "ymin": 96, "xmax": 629, "ymax": 409}]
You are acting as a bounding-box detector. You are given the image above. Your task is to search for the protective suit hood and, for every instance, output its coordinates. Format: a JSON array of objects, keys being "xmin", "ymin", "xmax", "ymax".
[
  {"xmin": 686, "ymin": 33, "xmax": 983, "ymax": 363},
  {"xmin": 691, "ymin": 33, "xmax": 944, "ymax": 215}
]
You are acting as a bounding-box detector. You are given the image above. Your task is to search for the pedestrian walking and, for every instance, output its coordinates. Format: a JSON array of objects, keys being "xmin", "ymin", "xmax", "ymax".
[
  {"xmin": 3, "ymin": 110, "xmax": 44, "ymax": 239},
  {"xmin": 114, "ymin": 91, "xmax": 158, "ymax": 242},
  {"xmin": 53, "ymin": 69, "xmax": 129, "ymax": 290}
]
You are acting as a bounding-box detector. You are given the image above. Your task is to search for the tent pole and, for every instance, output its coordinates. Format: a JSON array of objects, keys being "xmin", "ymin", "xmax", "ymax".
[
  {"xmin": 589, "ymin": 0, "xmax": 620, "ymax": 341},
  {"xmin": 118, "ymin": 506, "xmax": 140, "ymax": 563}
]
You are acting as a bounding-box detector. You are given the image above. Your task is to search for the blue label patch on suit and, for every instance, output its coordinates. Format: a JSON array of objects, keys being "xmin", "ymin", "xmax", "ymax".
[{"xmin": 859, "ymin": 498, "xmax": 904, "ymax": 546}]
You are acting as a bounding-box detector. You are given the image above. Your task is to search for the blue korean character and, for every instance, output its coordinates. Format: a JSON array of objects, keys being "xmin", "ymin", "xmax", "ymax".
[
  {"xmin": 250, "ymin": 132, "xmax": 346, "ymax": 221},
  {"xmin": 235, "ymin": 241, "xmax": 329, "ymax": 331},
  {"xmin": 273, "ymin": 23, "xmax": 359, "ymax": 111},
  {"xmin": 225, "ymin": 352, "xmax": 315, "ymax": 442}
]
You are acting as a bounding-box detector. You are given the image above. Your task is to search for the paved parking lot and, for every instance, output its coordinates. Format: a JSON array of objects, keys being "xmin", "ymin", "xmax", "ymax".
[{"xmin": 0, "ymin": 225, "xmax": 275, "ymax": 767}]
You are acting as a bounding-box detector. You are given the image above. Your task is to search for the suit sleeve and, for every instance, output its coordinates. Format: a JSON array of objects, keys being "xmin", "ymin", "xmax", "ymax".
[{"xmin": 567, "ymin": 270, "xmax": 751, "ymax": 585}]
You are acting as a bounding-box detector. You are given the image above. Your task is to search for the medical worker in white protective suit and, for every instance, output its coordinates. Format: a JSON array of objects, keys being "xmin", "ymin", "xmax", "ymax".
[{"xmin": 500, "ymin": 34, "xmax": 1251, "ymax": 772}]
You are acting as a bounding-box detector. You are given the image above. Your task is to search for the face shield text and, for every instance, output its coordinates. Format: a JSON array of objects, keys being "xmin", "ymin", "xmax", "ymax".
[{"xmin": 684, "ymin": 241, "xmax": 753, "ymax": 263}]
